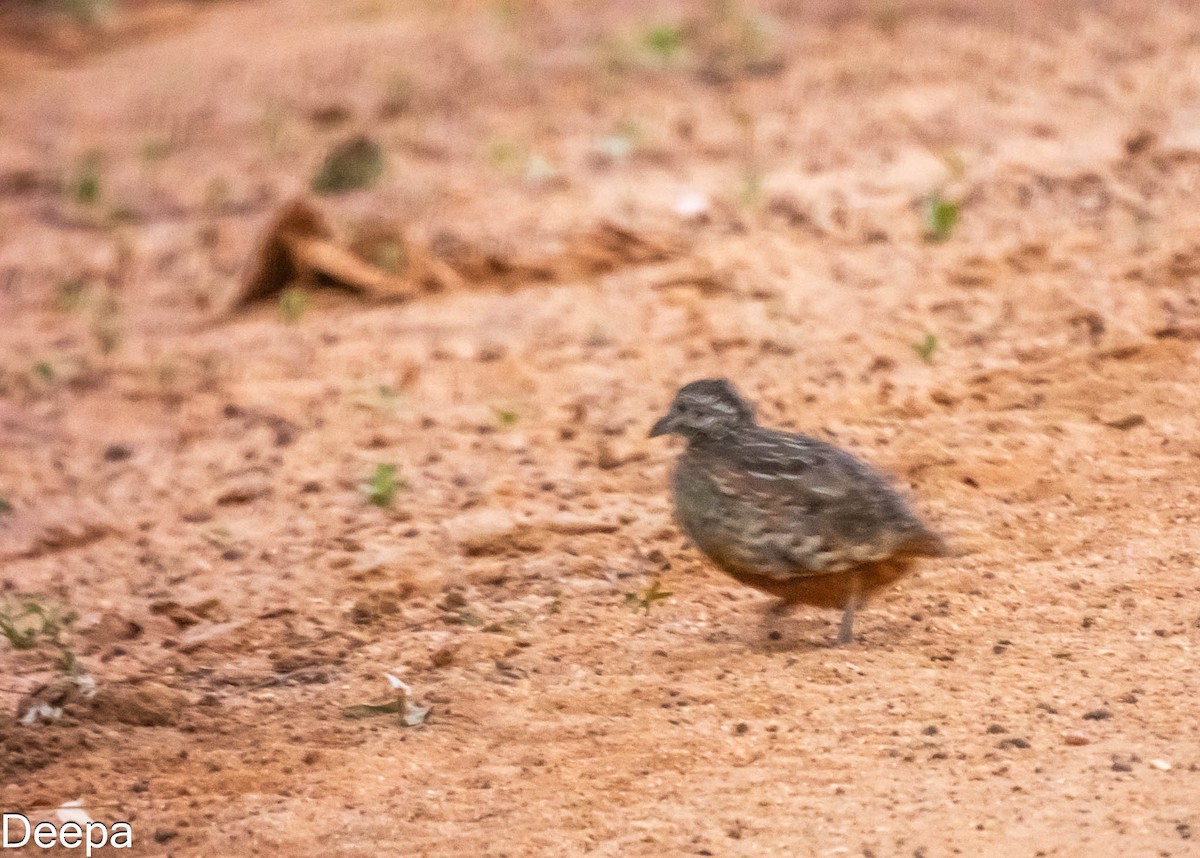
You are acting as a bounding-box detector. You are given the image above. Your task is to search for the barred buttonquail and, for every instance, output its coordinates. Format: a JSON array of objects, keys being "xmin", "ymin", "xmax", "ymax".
[{"xmin": 650, "ymin": 379, "xmax": 946, "ymax": 645}]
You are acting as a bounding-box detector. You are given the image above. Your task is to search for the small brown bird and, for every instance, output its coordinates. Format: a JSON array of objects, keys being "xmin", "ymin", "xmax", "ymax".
[{"xmin": 650, "ymin": 379, "xmax": 946, "ymax": 645}]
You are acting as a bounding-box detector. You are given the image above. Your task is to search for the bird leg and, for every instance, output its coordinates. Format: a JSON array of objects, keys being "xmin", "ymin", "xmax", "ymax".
[
  {"xmin": 768, "ymin": 598, "xmax": 794, "ymax": 617},
  {"xmin": 836, "ymin": 573, "xmax": 862, "ymax": 646}
]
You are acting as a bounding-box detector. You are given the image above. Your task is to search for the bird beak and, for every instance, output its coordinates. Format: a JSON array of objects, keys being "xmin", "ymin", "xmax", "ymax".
[{"xmin": 648, "ymin": 415, "xmax": 673, "ymax": 438}]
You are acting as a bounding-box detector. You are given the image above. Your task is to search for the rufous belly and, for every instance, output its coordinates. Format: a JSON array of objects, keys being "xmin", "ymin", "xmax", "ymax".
[{"xmin": 721, "ymin": 558, "xmax": 915, "ymax": 609}]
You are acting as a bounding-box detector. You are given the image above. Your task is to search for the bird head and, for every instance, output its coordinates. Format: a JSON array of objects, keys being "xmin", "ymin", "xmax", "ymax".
[{"xmin": 649, "ymin": 379, "xmax": 756, "ymax": 442}]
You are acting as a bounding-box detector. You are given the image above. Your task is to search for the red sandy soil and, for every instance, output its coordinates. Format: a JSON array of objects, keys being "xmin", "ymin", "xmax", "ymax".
[{"xmin": 1, "ymin": 1, "xmax": 1199, "ymax": 855}]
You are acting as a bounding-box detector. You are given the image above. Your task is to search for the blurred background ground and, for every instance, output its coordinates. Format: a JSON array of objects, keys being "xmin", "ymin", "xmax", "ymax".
[{"xmin": 1, "ymin": 0, "xmax": 1199, "ymax": 855}]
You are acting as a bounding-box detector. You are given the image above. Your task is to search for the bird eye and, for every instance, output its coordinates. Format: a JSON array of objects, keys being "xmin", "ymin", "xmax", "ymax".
[{"xmin": 677, "ymin": 404, "xmax": 689, "ymax": 415}]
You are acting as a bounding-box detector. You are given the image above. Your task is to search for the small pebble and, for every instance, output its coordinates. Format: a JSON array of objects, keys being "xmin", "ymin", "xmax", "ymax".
[
  {"xmin": 103, "ymin": 444, "xmax": 133, "ymax": 462},
  {"xmin": 430, "ymin": 644, "xmax": 457, "ymax": 668},
  {"xmin": 997, "ymin": 738, "xmax": 1031, "ymax": 750}
]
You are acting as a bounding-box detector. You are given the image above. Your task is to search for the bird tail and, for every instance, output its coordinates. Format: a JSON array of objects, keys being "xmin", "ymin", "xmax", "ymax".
[{"xmin": 898, "ymin": 527, "xmax": 951, "ymax": 558}]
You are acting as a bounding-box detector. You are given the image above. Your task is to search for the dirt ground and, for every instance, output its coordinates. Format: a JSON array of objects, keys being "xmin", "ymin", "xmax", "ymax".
[{"xmin": 2, "ymin": 0, "xmax": 1200, "ymax": 855}]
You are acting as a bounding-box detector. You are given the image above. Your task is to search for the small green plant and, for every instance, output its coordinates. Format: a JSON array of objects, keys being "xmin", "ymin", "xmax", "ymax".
[
  {"xmin": 493, "ymin": 407, "xmax": 519, "ymax": 427},
  {"xmin": 0, "ymin": 597, "xmax": 75, "ymax": 652},
  {"xmin": 0, "ymin": 496, "xmax": 11, "ymax": 515},
  {"xmin": 2, "ymin": 596, "xmax": 91, "ymax": 724},
  {"xmin": 363, "ymin": 463, "xmax": 404, "ymax": 508},
  {"xmin": 625, "ymin": 579, "xmax": 673, "ymax": 613},
  {"xmin": 343, "ymin": 673, "xmax": 430, "ymax": 726},
  {"xmin": 912, "ymin": 333, "xmax": 938, "ymax": 364},
  {"xmin": 279, "ymin": 288, "xmax": 309, "ymax": 323},
  {"xmin": 56, "ymin": 647, "xmax": 82, "ymax": 677},
  {"xmin": 643, "ymin": 24, "xmax": 685, "ymax": 61},
  {"xmin": 33, "ymin": 361, "xmax": 56, "ymax": 382},
  {"xmin": 924, "ymin": 191, "xmax": 959, "ymax": 242},
  {"xmin": 70, "ymin": 150, "xmax": 104, "ymax": 206},
  {"xmin": 311, "ymin": 135, "xmax": 385, "ymax": 195}
]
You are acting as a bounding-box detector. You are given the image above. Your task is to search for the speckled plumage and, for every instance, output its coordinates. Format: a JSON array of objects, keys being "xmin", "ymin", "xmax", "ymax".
[{"xmin": 650, "ymin": 379, "xmax": 945, "ymax": 644}]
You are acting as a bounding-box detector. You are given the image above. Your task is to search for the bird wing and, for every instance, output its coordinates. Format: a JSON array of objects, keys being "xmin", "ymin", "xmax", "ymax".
[{"xmin": 698, "ymin": 432, "xmax": 938, "ymax": 579}]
